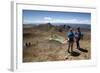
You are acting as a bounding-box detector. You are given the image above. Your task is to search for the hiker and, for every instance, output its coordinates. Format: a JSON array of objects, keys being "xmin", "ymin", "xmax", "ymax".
[
  {"xmin": 74, "ymin": 27, "xmax": 83, "ymax": 49},
  {"xmin": 67, "ymin": 28, "xmax": 74, "ymax": 53}
]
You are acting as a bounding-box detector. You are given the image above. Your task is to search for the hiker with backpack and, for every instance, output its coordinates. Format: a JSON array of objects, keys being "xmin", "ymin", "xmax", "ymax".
[
  {"xmin": 74, "ymin": 27, "xmax": 83, "ymax": 49},
  {"xmin": 67, "ymin": 28, "xmax": 74, "ymax": 53}
]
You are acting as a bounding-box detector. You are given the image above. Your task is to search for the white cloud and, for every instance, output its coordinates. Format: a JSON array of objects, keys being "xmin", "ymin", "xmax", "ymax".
[
  {"xmin": 50, "ymin": 19, "xmax": 90, "ymax": 24},
  {"xmin": 78, "ymin": 20, "xmax": 90, "ymax": 24},
  {"xmin": 44, "ymin": 17, "xmax": 52, "ymax": 20}
]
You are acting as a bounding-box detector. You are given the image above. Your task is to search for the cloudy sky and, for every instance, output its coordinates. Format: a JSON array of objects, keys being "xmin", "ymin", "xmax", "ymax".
[{"xmin": 23, "ymin": 10, "xmax": 91, "ymax": 24}]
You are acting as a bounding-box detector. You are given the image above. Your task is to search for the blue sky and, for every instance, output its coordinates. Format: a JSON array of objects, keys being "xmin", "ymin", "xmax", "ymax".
[{"xmin": 23, "ymin": 10, "xmax": 91, "ymax": 24}]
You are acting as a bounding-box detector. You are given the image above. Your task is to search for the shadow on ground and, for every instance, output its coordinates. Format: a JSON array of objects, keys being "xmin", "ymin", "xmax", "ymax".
[
  {"xmin": 70, "ymin": 51, "xmax": 80, "ymax": 57},
  {"xmin": 79, "ymin": 48, "xmax": 88, "ymax": 53}
]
